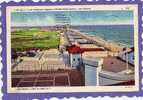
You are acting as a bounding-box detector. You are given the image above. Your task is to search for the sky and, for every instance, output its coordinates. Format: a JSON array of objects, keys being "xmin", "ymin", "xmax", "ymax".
[{"xmin": 11, "ymin": 11, "xmax": 133, "ymax": 26}]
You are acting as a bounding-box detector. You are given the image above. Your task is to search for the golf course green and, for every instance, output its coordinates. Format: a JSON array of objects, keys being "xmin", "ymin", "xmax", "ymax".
[{"xmin": 11, "ymin": 28, "xmax": 60, "ymax": 50}]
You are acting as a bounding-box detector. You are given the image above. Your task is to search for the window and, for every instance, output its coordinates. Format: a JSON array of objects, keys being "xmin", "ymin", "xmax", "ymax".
[
  {"xmin": 73, "ymin": 58, "xmax": 75, "ymax": 61},
  {"xmin": 78, "ymin": 58, "xmax": 80, "ymax": 61},
  {"xmin": 132, "ymin": 56, "xmax": 134, "ymax": 60}
]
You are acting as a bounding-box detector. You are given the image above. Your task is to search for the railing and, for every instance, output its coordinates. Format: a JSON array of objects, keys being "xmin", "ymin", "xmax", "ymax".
[{"xmin": 12, "ymin": 60, "xmax": 73, "ymax": 72}]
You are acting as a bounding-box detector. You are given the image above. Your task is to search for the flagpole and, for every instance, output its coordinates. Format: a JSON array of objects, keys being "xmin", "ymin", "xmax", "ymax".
[
  {"xmin": 125, "ymin": 47, "xmax": 132, "ymax": 74},
  {"xmin": 126, "ymin": 51, "xmax": 129, "ymax": 71}
]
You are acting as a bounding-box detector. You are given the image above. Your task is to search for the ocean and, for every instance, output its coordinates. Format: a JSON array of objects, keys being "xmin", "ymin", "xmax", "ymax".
[{"xmin": 71, "ymin": 25, "xmax": 134, "ymax": 47}]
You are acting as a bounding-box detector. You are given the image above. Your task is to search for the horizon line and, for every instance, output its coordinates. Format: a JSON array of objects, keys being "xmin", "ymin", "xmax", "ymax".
[{"xmin": 11, "ymin": 24, "xmax": 134, "ymax": 27}]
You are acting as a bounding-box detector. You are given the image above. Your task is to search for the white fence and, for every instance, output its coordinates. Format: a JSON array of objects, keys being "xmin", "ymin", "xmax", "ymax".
[{"xmin": 12, "ymin": 60, "xmax": 72, "ymax": 72}]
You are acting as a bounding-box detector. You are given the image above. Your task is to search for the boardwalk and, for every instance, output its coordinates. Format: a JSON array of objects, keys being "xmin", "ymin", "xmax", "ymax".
[{"xmin": 69, "ymin": 29, "xmax": 125, "ymax": 52}]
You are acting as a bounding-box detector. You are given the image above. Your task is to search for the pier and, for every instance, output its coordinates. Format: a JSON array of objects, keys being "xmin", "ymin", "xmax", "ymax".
[{"xmin": 68, "ymin": 29, "xmax": 127, "ymax": 52}]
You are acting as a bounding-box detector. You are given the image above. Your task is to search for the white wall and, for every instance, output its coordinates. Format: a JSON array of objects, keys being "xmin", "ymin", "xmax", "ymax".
[
  {"xmin": 99, "ymin": 76, "xmax": 124, "ymax": 86},
  {"xmin": 85, "ymin": 64, "xmax": 97, "ymax": 86},
  {"xmin": 84, "ymin": 58, "xmax": 103, "ymax": 86}
]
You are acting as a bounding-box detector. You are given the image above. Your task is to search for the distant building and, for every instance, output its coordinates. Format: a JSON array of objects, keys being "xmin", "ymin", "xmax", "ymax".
[
  {"xmin": 119, "ymin": 47, "xmax": 134, "ymax": 65},
  {"xmin": 127, "ymin": 47, "xmax": 134, "ymax": 65}
]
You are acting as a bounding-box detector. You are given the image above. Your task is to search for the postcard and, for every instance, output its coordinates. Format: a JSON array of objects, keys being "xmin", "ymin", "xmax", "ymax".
[{"xmin": 1, "ymin": 0, "xmax": 143, "ymax": 100}]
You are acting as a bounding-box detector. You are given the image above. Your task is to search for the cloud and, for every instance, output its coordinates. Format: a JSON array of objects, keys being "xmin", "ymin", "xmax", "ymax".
[{"xmin": 11, "ymin": 11, "xmax": 133, "ymax": 26}]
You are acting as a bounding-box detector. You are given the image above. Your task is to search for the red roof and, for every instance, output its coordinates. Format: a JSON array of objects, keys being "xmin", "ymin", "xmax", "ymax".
[
  {"xmin": 81, "ymin": 48, "xmax": 104, "ymax": 51},
  {"xmin": 66, "ymin": 45, "xmax": 104, "ymax": 54},
  {"xmin": 66, "ymin": 45, "xmax": 84, "ymax": 54}
]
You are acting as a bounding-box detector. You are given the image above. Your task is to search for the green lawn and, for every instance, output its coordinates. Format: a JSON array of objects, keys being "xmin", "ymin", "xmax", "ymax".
[{"xmin": 11, "ymin": 28, "xmax": 60, "ymax": 51}]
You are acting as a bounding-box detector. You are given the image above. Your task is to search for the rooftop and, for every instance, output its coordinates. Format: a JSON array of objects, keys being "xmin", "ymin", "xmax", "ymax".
[
  {"xmin": 102, "ymin": 57, "xmax": 134, "ymax": 73},
  {"xmin": 66, "ymin": 45, "xmax": 105, "ymax": 54},
  {"xmin": 12, "ymin": 69, "xmax": 84, "ymax": 87}
]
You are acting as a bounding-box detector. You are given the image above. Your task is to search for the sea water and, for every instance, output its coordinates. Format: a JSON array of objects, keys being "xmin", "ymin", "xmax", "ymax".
[{"xmin": 71, "ymin": 25, "xmax": 134, "ymax": 47}]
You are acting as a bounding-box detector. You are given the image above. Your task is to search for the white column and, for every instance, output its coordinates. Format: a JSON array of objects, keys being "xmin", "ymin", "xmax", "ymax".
[
  {"xmin": 97, "ymin": 59, "xmax": 103, "ymax": 86},
  {"xmin": 70, "ymin": 54, "xmax": 73, "ymax": 67},
  {"xmin": 126, "ymin": 53, "xmax": 129, "ymax": 70}
]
